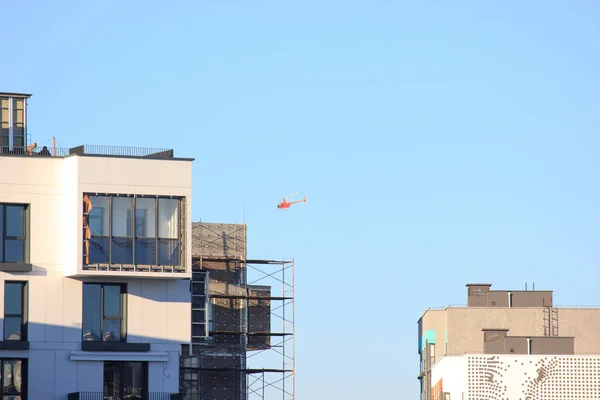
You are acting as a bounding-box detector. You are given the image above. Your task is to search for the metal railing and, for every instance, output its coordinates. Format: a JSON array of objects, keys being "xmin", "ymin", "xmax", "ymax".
[
  {"xmin": 68, "ymin": 393, "xmax": 183, "ymax": 400},
  {"xmin": 69, "ymin": 145, "xmax": 174, "ymax": 159},
  {"xmin": 0, "ymin": 145, "xmax": 69, "ymax": 157},
  {"xmin": 0, "ymin": 144, "xmax": 176, "ymax": 159}
]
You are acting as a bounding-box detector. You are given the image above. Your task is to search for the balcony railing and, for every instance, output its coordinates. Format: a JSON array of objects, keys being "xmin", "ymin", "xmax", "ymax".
[
  {"xmin": 0, "ymin": 144, "xmax": 176, "ymax": 159},
  {"xmin": 0, "ymin": 145, "xmax": 69, "ymax": 157},
  {"xmin": 67, "ymin": 392, "xmax": 184, "ymax": 400}
]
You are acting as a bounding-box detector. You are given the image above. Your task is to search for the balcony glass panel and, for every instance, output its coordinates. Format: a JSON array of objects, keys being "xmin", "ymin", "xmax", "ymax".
[
  {"xmin": 89, "ymin": 196, "xmax": 109, "ymax": 236},
  {"xmin": 135, "ymin": 238, "xmax": 156, "ymax": 265},
  {"xmin": 112, "ymin": 197, "xmax": 132, "ymax": 237},
  {"xmin": 135, "ymin": 198, "xmax": 156, "ymax": 237},
  {"xmin": 158, "ymin": 198, "xmax": 179, "ymax": 239},
  {"xmin": 111, "ymin": 238, "xmax": 133, "ymax": 264},
  {"xmin": 158, "ymin": 239, "xmax": 179, "ymax": 265},
  {"xmin": 88, "ymin": 237, "xmax": 110, "ymax": 264}
]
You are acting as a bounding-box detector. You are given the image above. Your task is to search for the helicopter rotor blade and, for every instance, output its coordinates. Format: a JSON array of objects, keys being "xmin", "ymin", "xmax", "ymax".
[{"xmin": 284, "ymin": 191, "xmax": 298, "ymax": 199}]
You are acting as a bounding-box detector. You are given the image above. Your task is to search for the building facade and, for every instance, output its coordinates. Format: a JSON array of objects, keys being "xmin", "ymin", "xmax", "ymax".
[
  {"xmin": 418, "ymin": 283, "xmax": 600, "ymax": 400},
  {"xmin": 0, "ymin": 92, "xmax": 192, "ymax": 399}
]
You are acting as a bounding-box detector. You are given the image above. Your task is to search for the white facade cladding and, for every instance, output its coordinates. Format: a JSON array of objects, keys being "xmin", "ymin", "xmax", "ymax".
[
  {"xmin": 0, "ymin": 148, "xmax": 193, "ymax": 399},
  {"xmin": 430, "ymin": 354, "xmax": 600, "ymax": 399}
]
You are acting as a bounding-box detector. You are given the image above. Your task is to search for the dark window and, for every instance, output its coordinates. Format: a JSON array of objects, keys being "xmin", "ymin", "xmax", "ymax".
[
  {"xmin": 181, "ymin": 369, "xmax": 200, "ymax": 399},
  {"xmin": 84, "ymin": 194, "xmax": 182, "ymax": 267},
  {"xmin": 82, "ymin": 283, "xmax": 126, "ymax": 342},
  {"xmin": 0, "ymin": 204, "xmax": 28, "ymax": 263},
  {"xmin": 0, "ymin": 359, "xmax": 26, "ymax": 398},
  {"xmin": 104, "ymin": 361, "xmax": 147, "ymax": 400},
  {"xmin": 4, "ymin": 282, "xmax": 28, "ymax": 341}
]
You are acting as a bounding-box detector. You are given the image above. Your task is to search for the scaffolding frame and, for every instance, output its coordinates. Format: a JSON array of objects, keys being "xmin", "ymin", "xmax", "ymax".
[
  {"xmin": 183, "ymin": 222, "xmax": 295, "ymax": 400},
  {"xmin": 244, "ymin": 258, "xmax": 295, "ymax": 400}
]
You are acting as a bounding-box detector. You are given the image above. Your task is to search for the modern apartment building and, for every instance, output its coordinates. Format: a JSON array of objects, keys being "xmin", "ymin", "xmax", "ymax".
[
  {"xmin": 418, "ymin": 282, "xmax": 600, "ymax": 400},
  {"xmin": 0, "ymin": 92, "xmax": 192, "ymax": 399}
]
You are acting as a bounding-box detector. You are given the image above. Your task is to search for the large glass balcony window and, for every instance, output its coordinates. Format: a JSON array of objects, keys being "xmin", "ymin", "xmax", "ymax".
[{"xmin": 83, "ymin": 194, "xmax": 183, "ymax": 267}]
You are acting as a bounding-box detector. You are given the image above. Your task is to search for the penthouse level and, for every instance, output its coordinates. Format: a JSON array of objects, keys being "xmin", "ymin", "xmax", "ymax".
[{"xmin": 0, "ymin": 143, "xmax": 194, "ymax": 279}]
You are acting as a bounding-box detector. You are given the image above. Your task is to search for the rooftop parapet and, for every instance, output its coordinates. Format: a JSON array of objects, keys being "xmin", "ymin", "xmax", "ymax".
[{"xmin": 0, "ymin": 144, "xmax": 189, "ymax": 160}]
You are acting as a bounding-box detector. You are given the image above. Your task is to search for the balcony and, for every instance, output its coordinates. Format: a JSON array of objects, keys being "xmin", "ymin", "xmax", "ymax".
[
  {"xmin": 80, "ymin": 193, "xmax": 189, "ymax": 279},
  {"xmin": 67, "ymin": 392, "xmax": 186, "ymax": 400}
]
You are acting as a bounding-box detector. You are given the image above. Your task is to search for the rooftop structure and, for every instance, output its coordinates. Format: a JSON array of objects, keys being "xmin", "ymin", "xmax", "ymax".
[{"xmin": 418, "ymin": 282, "xmax": 600, "ymax": 400}]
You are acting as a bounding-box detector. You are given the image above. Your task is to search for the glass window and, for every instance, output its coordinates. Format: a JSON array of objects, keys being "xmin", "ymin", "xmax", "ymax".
[
  {"xmin": 135, "ymin": 198, "xmax": 155, "ymax": 237},
  {"xmin": 89, "ymin": 196, "xmax": 109, "ymax": 237},
  {"xmin": 1, "ymin": 204, "xmax": 27, "ymax": 263},
  {"xmin": 83, "ymin": 284, "xmax": 125, "ymax": 342},
  {"xmin": 112, "ymin": 197, "xmax": 132, "ymax": 237},
  {"xmin": 134, "ymin": 197, "xmax": 157, "ymax": 265},
  {"xmin": 3, "ymin": 282, "xmax": 27, "ymax": 341},
  {"xmin": 83, "ymin": 194, "xmax": 183, "ymax": 267},
  {"xmin": 104, "ymin": 361, "xmax": 147, "ymax": 400},
  {"xmin": 82, "ymin": 284, "xmax": 101, "ymax": 341},
  {"xmin": 158, "ymin": 198, "xmax": 179, "ymax": 239},
  {"xmin": 1, "ymin": 359, "xmax": 25, "ymax": 398},
  {"xmin": 112, "ymin": 197, "xmax": 133, "ymax": 265}
]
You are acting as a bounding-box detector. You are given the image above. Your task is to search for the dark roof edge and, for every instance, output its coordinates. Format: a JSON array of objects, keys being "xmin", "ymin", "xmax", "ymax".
[
  {"xmin": 0, "ymin": 92, "xmax": 32, "ymax": 98},
  {"xmin": 64, "ymin": 154, "xmax": 195, "ymax": 162}
]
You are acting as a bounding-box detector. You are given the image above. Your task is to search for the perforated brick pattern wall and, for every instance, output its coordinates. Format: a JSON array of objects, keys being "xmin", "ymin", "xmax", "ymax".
[{"xmin": 467, "ymin": 355, "xmax": 600, "ymax": 399}]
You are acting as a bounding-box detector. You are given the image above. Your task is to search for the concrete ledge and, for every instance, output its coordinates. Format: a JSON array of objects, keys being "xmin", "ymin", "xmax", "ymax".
[
  {"xmin": 81, "ymin": 341, "xmax": 150, "ymax": 352},
  {"xmin": 70, "ymin": 350, "xmax": 169, "ymax": 362},
  {"xmin": 0, "ymin": 341, "xmax": 29, "ymax": 350},
  {"xmin": 0, "ymin": 263, "xmax": 32, "ymax": 272}
]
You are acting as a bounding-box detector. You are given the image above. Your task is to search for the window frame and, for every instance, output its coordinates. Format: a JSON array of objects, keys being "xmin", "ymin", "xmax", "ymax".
[
  {"xmin": 83, "ymin": 193, "xmax": 183, "ymax": 267},
  {"xmin": 3, "ymin": 281, "xmax": 28, "ymax": 341},
  {"xmin": 0, "ymin": 359, "xmax": 27, "ymax": 398},
  {"xmin": 0, "ymin": 203, "xmax": 30, "ymax": 264},
  {"xmin": 82, "ymin": 283, "xmax": 127, "ymax": 342}
]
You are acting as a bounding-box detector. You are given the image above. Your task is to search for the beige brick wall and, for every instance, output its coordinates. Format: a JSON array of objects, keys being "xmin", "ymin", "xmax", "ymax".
[
  {"xmin": 446, "ymin": 307, "xmax": 546, "ymax": 355},
  {"xmin": 557, "ymin": 308, "xmax": 600, "ymax": 354}
]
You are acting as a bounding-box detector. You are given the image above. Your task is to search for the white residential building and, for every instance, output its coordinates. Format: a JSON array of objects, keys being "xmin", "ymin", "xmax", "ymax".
[
  {"xmin": 0, "ymin": 92, "xmax": 192, "ymax": 399},
  {"xmin": 430, "ymin": 354, "xmax": 600, "ymax": 399}
]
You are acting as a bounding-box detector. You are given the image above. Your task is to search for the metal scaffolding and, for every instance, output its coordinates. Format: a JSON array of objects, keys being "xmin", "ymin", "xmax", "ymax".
[{"xmin": 180, "ymin": 223, "xmax": 295, "ymax": 400}]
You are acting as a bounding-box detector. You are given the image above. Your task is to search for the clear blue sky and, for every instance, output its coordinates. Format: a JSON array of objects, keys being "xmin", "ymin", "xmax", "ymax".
[{"xmin": 2, "ymin": 1, "xmax": 600, "ymax": 398}]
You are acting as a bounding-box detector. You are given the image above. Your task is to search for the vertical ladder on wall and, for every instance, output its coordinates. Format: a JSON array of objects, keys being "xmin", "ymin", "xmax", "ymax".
[
  {"xmin": 543, "ymin": 307, "xmax": 559, "ymax": 337},
  {"xmin": 543, "ymin": 307, "xmax": 550, "ymax": 337},
  {"xmin": 551, "ymin": 307, "xmax": 559, "ymax": 337}
]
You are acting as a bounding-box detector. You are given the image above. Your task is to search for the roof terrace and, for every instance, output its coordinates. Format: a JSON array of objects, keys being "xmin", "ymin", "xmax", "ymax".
[{"xmin": 0, "ymin": 144, "xmax": 192, "ymax": 160}]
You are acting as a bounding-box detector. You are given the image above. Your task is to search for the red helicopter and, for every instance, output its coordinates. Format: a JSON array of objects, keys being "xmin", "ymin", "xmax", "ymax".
[{"xmin": 277, "ymin": 192, "xmax": 307, "ymax": 209}]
